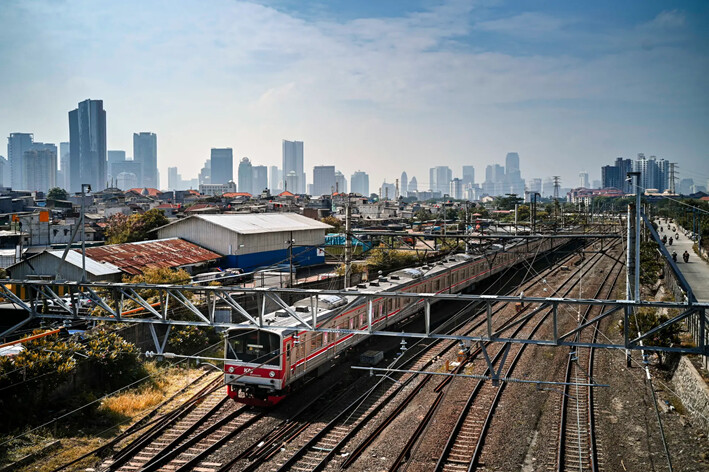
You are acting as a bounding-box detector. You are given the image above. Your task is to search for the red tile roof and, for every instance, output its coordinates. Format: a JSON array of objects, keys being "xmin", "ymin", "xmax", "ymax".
[
  {"xmin": 278, "ymin": 191, "xmax": 295, "ymax": 197},
  {"xmin": 126, "ymin": 188, "xmax": 162, "ymax": 197},
  {"xmin": 84, "ymin": 238, "xmax": 221, "ymax": 275},
  {"xmin": 222, "ymin": 192, "xmax": 252, "ymax": 198}
]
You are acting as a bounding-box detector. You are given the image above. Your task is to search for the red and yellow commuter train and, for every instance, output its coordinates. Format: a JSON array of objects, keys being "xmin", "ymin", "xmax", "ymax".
[{"xmin": 224, "ymin": 237, "xmax": 568, "ymax": 406}]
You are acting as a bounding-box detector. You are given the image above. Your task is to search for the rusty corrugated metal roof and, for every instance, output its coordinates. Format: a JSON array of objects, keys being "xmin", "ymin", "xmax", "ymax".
[{"xmin": 84, "ymin": 238, "xmax": 221, "ymax": 275}]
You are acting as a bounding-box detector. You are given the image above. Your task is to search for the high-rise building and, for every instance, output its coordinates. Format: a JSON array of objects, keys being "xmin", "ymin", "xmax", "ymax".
[
  {"xmin": 285, "ymin": 171, "xmax": 298, "ymax": 193},
  {"xmin": 351, "ymin": 171, "xmax": 369, "ymax": 196},
  {"xmin": 68, "ymin": 99, "xmax": 107, "ymax": 193},
  {"xmin": 210, "ymin": 148, "xmax": 233, "ymax": 185},
  {"xmin": 238, "ymin": 157, "xmax": 253, "ymax": 194},
  {"xmin": 504, "ymin": 152, "xmax": 524, "ymax": 196},
  {"xmin": 408, "ymin": 176, "xmax": 418, "ymax": 193},
  {"xmin": 116, "ymin": 172, "xmax": 139, "ymax": 190},
  {"xmin": 8, "ymin": 133, "xmax": 34, "ymax": 190},
  {"xmin": 111, "ymin": 160, "xmax": 142, "ymax": 188},
  {"xmin": 400, "ymin": 171, "xmax": 408, "ymax": 197},
  {"xmin": 199, "ymin": 159, "xmax": 211, "ymax": 185},
  {"xmin": 283, "ymin": 140, "xmax": 305, "ymax": 194},
  {"xmin": 23, "ymin": 146, "xmax": 57, "ymax": 192},
  {"xmin": 579, "ymin": 171, "xmax": 589, "ymax": 188},
  {"xmin": 107, "ymin": 150, "xmax": 127, "ymax": 184},
  {"xmin": 59, "ymin": 142, "xmax": 70, "ymax": 190},
  {"xmin": 312, "ymin": 165, "xmax": 335, "ymax": 196},
  {"xmin": 0, "ymin": 156, "xmax": 7, "ymax": 188},
  {"xmin": 252, "ymin": 165, "xmax": 268, "ymax": 194},
  {"xmin": 429, "ymin": 166, "xmax": 452, "ymax": 194},
  {"xmin": 380, "ymin": 181, "xmax": 396, "ymax": 200},
  {"xmin": 167, "ymin": 167, "xmax": 180, "ymax": 191},
  {"xmin": 529, "ymin": 178, "xmax": 542, "ymax": 194},
  {"xmin": 335, "ymin": 171, "xmax": 347, "ymax": 194},
  {"xmin": 269, "ymin": 166, "xmax": 282, "ymax": 192},
  {"xmin": 462, "ymin": 166, "xmax": 475, "ymax": 186},
  {"xmin": 679, "ymin": 178, "xmax": 694, "ymax": 195},
  {"xmin": 133, "ymin": 133, "xmax": 157, "ymax": 188},
  {"xmin": 449, "ymin": 178, "xmax": 463, "ymax": 200}
]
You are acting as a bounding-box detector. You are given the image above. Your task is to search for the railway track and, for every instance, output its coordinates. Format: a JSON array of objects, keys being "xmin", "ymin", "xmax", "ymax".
[
  {"xmin": 553, "ymin": 250, "xmax": 623, "ymax": 472},
  {"xmin": 263, "ymin": 241, "xmax": 598, "ymax": 471}
]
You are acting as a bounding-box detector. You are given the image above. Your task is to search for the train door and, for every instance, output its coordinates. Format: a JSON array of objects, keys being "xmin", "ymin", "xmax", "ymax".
[{"xmin": 295, "ymin": 332, "xmax": 306, "ymax": 377}]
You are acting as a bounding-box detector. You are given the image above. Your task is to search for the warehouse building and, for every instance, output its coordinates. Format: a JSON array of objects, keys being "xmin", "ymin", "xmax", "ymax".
[{"xmin": 155, "ymin": 213, "xmax": 331, "ymax": 271}]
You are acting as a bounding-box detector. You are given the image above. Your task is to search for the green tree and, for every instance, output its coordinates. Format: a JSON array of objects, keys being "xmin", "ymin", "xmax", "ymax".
[
  {"xmin": 494, "ymin": 194, "xmax": 523, "ymax": 211},
  {"xmin": 321, "ymin": 216, "xmax": 343, "ymax": 233},
  {"xmin": 105, "ymin": 208, "xmax": 169, "ymax": 244},
  {"xmin": 46, "ymin": 187, "xmax": 68, "ymax": 201}
]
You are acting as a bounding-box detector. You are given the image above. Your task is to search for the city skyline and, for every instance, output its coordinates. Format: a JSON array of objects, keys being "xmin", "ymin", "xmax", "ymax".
[{"xmin": 1, "ymin": 1, "xmax": 707, "ymax": 189}]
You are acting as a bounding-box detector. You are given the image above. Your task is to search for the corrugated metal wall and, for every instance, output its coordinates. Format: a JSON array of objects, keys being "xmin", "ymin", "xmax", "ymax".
[
  {"xmin": 157, "ymin": 219, "xmax": 326, "ymax": 256},
  {"xmin": 8, "ymin": 253, "xmax": 122, "ymax": 282}
]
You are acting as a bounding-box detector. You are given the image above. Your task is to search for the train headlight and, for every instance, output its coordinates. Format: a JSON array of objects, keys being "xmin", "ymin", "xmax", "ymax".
[
  {"xmin": 228, "ymin": 366, "xmax": 235, "ymax": 373},
  {"xmin": 269, "ymin": 371, "xmax": 276, "ymax": 378}
]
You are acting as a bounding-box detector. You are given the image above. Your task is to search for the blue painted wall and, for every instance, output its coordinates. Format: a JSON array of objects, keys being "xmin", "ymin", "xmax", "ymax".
[{"xmin": 219, "ymin": 246, "xmax": 324, "ymax": 271}]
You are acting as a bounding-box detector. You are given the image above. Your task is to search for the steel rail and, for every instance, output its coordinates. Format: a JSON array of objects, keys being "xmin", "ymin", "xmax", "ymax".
[
  {"xmin": 340, "ymin": 243, "xmax": 601, "ymax": 470},
  {"xmin": 556, "ymin": 247, "xmax": 623, "ymax": 472},
  {"xmin": 430, "ymin": 243, "xmax": 619, "ymax": 472}
]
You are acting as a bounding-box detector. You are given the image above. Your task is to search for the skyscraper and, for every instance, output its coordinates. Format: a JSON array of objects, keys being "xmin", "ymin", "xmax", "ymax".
[
  {"xmin": 133, "ymin": 133, "xmax": 157, "ymax": 188},
  {"xmin": 335, "ymin": 171, "xmax": 347, "ymax": 194},
  {"xmin": 107, "ymin": 150, "xmax": 126, "ymax": 184},
  {"xmin": 23, "ymin": 146, "xmax": 57, "ymax": 192},
  {"xmin": 167, "ymin": 167, "xmax": 179, "ymax": 191},
  {"xmin": 579, "ymin": 172, "xmax": 590, "ymax": 188},
  {"xmin": 269, "ymin": 166, "xmax": 282, "ymax": 192},
  {"xmin": 400, "ymin": 171, "xmax": 408, "ymax": 197},
  {"xmin": 408, "ymin": 176, "xmax": 418, "ymax": 193},
  {"xmin": 59, "ymin": 142, "xmax": 70, "ymax": 190},
  {"xmin": 504, "ymin": 152, "xmax": 524, "ymax": 196},
  {"xmin": 351, "ymin": 171, "xmax": 369, "ymax": 196},
  {"xmin": 0, "ymin": 156, "xmax": 7, "ymax": 188},
  {"xmin": 429, "ymin": 166, "xmax": 452, "ymax": 194},
  {"xmin": 210, "ymin": 148, "xmax": 233, "ymax": 185},
  {"xmin": 462, "ymin": 166, "xmax": 475, "ymax": 186},
  {"xmin": 449, "ymin": 178, "xmax": 463, "ymax": 200},
  {"xmin": 252, "ymin": 165, "xmax": 268, "ymax": 194},
  {"xmin": 282, "ymin": 140, "xmax": 305, "ymax": 194},
  {"xmin": 68, "ymin": 99, "xmax": 107, "ymax": 193},
  {"xmin": 238, "ymin": 157, "xmax": 253, "ymax": 194},
  {"xmin": 312, "ymin": 165, "xmax": 335, "ymax": 196},
  {"xmin": 8, "ymin": 133, "xmax": 34, "ymax": 190}
]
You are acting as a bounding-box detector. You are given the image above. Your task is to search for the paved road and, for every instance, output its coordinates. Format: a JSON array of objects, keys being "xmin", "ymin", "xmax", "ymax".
[{"xmin": 656, "ymin": 218, "xmax": 709, "ymax": 302}]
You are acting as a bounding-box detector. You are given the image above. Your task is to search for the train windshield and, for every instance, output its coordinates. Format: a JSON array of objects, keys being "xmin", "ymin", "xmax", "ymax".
[{"xmin": 226, "ymin": 330, "xmax": 280, "ymax": 366}]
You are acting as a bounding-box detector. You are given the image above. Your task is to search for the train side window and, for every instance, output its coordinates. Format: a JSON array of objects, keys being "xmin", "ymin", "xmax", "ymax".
[{"xmin": 286, "ymin": 343, "xmax": 291, "ymax": 359}]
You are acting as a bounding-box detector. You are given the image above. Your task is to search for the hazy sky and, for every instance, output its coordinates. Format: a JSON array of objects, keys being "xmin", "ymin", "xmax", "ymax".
[{"xmin": 1, "ymin": 0, "xmax": 708, "ymax": 191}]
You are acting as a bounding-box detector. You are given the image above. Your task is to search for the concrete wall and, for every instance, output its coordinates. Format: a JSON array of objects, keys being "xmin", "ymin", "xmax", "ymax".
[{"xmin": 672, "ymin": 356, "xmax": 709, "ymax": 432}]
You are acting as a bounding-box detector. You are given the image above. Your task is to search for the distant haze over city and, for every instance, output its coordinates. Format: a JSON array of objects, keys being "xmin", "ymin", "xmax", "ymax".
[{"xmin": 1, "ymin": 0, "xmax": 708, "ymax": 189}]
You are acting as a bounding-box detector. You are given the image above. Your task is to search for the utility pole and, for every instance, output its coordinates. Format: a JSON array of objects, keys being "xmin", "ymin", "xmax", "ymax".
[
  {"xmin": 628, "ymin": 172, "xmax": 641, "ymax": 302},
  {"xmin": 344, "ymin": 195, "xmax": 352, "ymax": 288},
  {"xmin": 288, "ymin": 231, "xmax": 294, "ymax": 288},
  {"xmin": 80, "ymin": 184, "xmax": 91, "ymax": 282}
]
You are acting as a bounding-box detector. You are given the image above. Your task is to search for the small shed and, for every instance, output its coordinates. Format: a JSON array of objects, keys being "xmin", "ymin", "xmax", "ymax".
[{"xmin": 7, "ymin": 250, "xmax": 122, "ymax": 282}]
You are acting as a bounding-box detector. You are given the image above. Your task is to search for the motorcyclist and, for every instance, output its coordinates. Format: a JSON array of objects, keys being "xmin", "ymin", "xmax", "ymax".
[
  {"xmin": 668, "ymin": 237, "xmax": 673, "ymax": 246},
  {"xmin": 672, "ymin": 251, "xmax": 677, "ymax": 262},
  {"xmin": 683, "ymin": 251, "xmax": 690, "ymax": 263},
  {"xmin": 660, "ymin": 227, "xmax": 663, "ymax": 232},
  {"xmin": 662, "ymin": 235, "xmax": 667, "ymax": 244},
  {"xmin": 675, "ymin": 233, "xmax": 679, "ymax": 240}
]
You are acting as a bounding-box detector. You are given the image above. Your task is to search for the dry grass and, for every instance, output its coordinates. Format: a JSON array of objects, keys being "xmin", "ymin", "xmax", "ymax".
[{"xmin": 2, "ymin": 364, "xmax": 210, "ymax": 472}]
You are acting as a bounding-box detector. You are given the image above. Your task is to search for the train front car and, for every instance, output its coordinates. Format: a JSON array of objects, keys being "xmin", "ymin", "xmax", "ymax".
[{"xmin": 224, "ymin": 327, "xmax": 286, "ymax": 406}]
